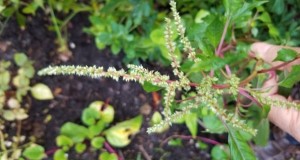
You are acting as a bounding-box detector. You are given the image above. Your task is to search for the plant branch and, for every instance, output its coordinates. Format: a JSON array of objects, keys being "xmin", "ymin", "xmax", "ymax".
[
  {"xmin": 216, "ymin": 16, "xmax": 231, "ymax": 57},
  {"xmin": 160, "ymin": 134, "xmax": 221, "ymax": 148}
]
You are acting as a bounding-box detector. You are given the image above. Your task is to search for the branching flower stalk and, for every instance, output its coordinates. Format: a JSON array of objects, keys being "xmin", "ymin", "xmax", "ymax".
[
  {"xmin": 38, "ymin": 0, "xmax": 300, "ymax": 136},
  {"xmin": 169, "ymin": 0, "xmax": 199, "ymax": 62}
]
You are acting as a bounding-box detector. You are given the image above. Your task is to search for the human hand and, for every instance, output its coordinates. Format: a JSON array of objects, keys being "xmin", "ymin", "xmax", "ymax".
[{"xmin": 250, "ymin": 42, "xmax": 300, "ymax": 141}]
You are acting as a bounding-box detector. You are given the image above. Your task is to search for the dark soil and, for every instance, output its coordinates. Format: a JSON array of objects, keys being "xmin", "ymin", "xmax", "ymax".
[{"xmin": 0, "ymin": 12, "xmax": 216, "ymax": 160}]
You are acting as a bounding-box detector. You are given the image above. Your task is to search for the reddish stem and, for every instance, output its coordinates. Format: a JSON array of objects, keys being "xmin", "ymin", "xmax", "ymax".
[
  {"xmin": 45, "ymin": 147, "xmax": 59, "ymax": 156},
  {"xmin": 258, "ymin": 58, "xmax": 299, "ymax": 73},
  {"xmin": 216, "ymin": 16, "xmax": 231, "ymax": 57},
  {"xmin": 104, "ymin": 141, "xmax": 123, "ymax": 160},
  {"xmin": 160, "ymin": 134, "xmax": 221, "ymax": 148}
]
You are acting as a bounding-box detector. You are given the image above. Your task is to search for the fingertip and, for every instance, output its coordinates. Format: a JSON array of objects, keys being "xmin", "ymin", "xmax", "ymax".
[{"xmin": 250, "ymin": 42, "xmax": 277, "ymax": 63}]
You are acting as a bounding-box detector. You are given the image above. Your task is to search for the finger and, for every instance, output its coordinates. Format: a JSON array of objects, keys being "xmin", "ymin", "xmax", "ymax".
[
  {"xmin": 268, "ymin": 94, "xmax": 300, "ymax": 142},
  {"xmin": 251, "ymin": 42, "xmax": 300, "ymax": 70},
  {"xmin": 261, "ymin": 71, "xmax": 278, "ymax": 96}
]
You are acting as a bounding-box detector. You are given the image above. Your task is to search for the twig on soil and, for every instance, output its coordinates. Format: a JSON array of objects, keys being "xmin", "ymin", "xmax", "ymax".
[{"xmin": 138, "ymin": 145, "xmax": 152, "ymax": 160}]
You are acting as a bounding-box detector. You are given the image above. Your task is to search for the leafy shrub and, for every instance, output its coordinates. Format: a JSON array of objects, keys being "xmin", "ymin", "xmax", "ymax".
[{"xmin": 39, "ymin": 1, "xmax": 300, "ymax": 159}]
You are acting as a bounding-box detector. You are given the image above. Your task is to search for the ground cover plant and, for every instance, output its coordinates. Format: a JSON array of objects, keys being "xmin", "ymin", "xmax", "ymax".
[
  {"xmin": 1, "ymin": 0, "xmax": 300, "ymax": 159},
  {"xmin": 39, "ymin": 0, "xmax": 300, "ymax": 159}
]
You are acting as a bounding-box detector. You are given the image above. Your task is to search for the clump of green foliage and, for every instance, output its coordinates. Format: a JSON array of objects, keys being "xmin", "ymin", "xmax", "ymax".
[
  {"xmin": 39, "ymin": 0, "xmax": 300, "ymax": 159},
  {"xmin": 0, "ymin": 53, "xmax": 53, "ymax": 160},
  {"xmin": 53, "ymin": 100, "xmax": 142, "ymax": 160}
]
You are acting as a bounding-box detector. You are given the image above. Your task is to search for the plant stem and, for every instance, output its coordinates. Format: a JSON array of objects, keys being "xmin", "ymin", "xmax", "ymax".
[
  {"xmin": 104, "ymin": 141, "xmax": 123, "ymax": 160},
  {"xmin": 48, "ymin": 1, "xmax": 65, "ymax": 46},
  {"xmin": 258, "ymin": 58, "xmax": 300, "ymax": 73},
  {"xmin": 216, "ymin": 16, "xmax": 231, "ymax": 57},
  {"xmin": 160, "ymin": 134, "xmax": 221, "ymax": 148}
]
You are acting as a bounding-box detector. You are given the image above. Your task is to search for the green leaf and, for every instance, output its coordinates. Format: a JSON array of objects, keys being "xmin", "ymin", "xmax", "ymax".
[
  {"xmin": 168, "ymin": 138, "xmax": 182, "ymax": 147},
  {"xmin": 280, "ymin": 65, "xmax": 300, "ymax": 88},
  {"xmin": 185, "ymin": 112, "xmax": 198, "ymax": 137},
  {"xmin": 228, "ymin": 127, "xmax": 256, "ymax": 160},
  {"xmin": 54, "ymin": 149, "xmax": 67, "ymax": 160},
  {"xmin": 75, "ymin": 143, "xmax": 86, "ymax": 154},
  {"xmin": 272, "ymin": 0, "xmax": 285, "ymax": 15},
  {"xmin": 18, "ymin": 64, "xmax": 35, "ymax": 78},
  {"xmin": 274, "ymin": 48, "xmax": 298, "ymax": 62},
  {"xmin": 253, "ymin": 119, "xmax": 269, "ymax": 146},
  {"xmin": 91, "ymin": 137, "xmax": 105, "ymax": 149},
  {"xmin": 22, "ymin": 144, "xmax": 45, "ymax": 160},
  {"xmin": 224, "ymin": 0, "xmax": 267, "ymax": 20},
  {"xmin": 60, "ymin": 122, "xmax": 89, "ymax": 143},
  {"xmin": 205, "ymin": 17, "xmax": 224, "ymax": 48},
  {"xmin": 82, "ymin": 107, "xmax": 100, "ymax": 126},
  {"xmin": 22, "ymin": 3, "xmax": 38, "ymax": 15},
  {"xmin": 99, "ymin": 152, "xmax": 118, "ymax": 160},
  {"xmin": 211, "ymin": 145, "xmax": 230, "ymax": 160},
  {"xmin": 88, "ymin": 120, "xmax": 106, "ymax": 137},
  {"xmin": 104, "ymin": 115, "xmax": 142, "ymax": 147},
  {"xmin": 142, "ymin": 82, "xmax": 162, "ymax": 92},
  {"xmin": 56, "ymin": 135, "xmax": 73, "ymax": 149},
  {"xmin": 88, "ymin": 101, "xmax": 115, "ymax": 123},
  {"xmin": 14, "ymin": 53, "xmax": 28, "ymax": 66},
  {"xmin": 190, "ymin": 54, "xmax": 243, "ymax": 72},
  {"xmin": 2, "ymin": 110, "xmax": 15, "ymax": 121},
  {"xmin": 195, "ymin": 9, "xmax": 210, "ymax": 23},
  {"xmin": 150, "ymin": 28, "xmax": 165, "ymax": 45},
  {"xmin": 0, "ymin": 70, "xmax": 10, "ymax": 90},
  {"xmin": 203, "ymin": 115, "xmax": 226, "ymax": 134},
  {"xmin": 30, "ymin": 83, "xmax": 54, "ymax": 100}
]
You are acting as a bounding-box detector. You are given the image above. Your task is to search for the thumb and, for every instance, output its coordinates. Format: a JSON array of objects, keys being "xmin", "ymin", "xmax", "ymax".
[{"xmin": 251, "ymin": 42, "xmax": 300, "ymax": 70}]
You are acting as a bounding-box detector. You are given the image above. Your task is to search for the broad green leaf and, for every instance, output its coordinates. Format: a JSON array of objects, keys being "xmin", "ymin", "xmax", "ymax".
[
  {"xmin": 280, "ymin": 65, "xmax": 300, "ymax": 88},
  {"xmin": 0, "ymin": 71, "xmax": 10, "ymax": 90},
  {"xmin": 18, "ymin": 64, "xmax": 35, "ymax": 78},
  {"xmin": 22, "ymin": 144, "xmax": 45, "ymax": 160},
  {"xmin": 75, "ymin": 143, "xmax": 86, "ymax": 154},
  {"xmin": 205, "ymin": 17, "xmax": 223, "ymax": 48},
  {"xmin": 190, "ymin": 54, "xmax": 245, "ymax": 72},
  {"xmin": 228, "ymin": 127, "xmax": 256, "ymax": 160},
  {"xmin": 82, "ymin": 107, "xmax": 100, "ymax": 126},
  {"xmin": 104, "ymin": 115, "xmax": 142, "ymax": 147},
  {"xmin": 203, "ymin": 115, "xmax": 226, "ymax": 134},
  {"xmin": 88, "ymin": 120, "xmax": 106, "ymax": 137},
  {"xmin": 211, "ymin": 145, "xmax": 230, "ymax": 160},
  {"xmin": 185, "ymin": 112, "xmax": 198, "ymax": 137},
  {"xmin": 224, "ymin": 0, "xmax": 267, "ymax": 20},
  {"xmin": 22, "ymin": 3, "xmax": 38, "ymax": 15},
  {"xmin": 274, "ymin": 48, "xmax": 298, "ymax": 62},
  {"xmin": 54, "ymin": 149, "xmax": 67, "ymax": 160},
  {"xmin": 142, "ymin": 82, "xmax": 162, "ymax": 92},
  {"xmin": 99, "ymin": 152, "xmax": 118, "ymax": 160},
  {"xmin": 30, "ymin": 83, "xmax": 54, "ymax": 100},
  {"xmin": 3, "ymin": 110, "xmax": 15, "ymax": 121},
  {"xmin": 150, "ymin": 28, "xmax": 165, "ymax": 45},
  {"xmin": 14, "ymin": 53, "xmax": 28, "ymax": 66},
  {"xmin": 60, "ymin": 122, "xmax": 89, "ymax": 143},
  {"xmin": 272, "ymin": 0, "xmax": 285, "ymax": 15},
  {"xmin": 13, "ymin": 75, "xmax": 30, "ymax": 87},
  {"xmin": 91, "ymin": 137, "xmax": 105, "ymax": 149},
  {"xmin": 253, "ymin": 119, "xmax": 269, "ymax": 146},
  {"xmin": 88, "ymin": 101, "xmax": 115, "ymax": 123},
  {"xmin": 195, "ymin": 9, "xmax": 210, "ymax": 23},
  {"xmin": 56, "ymin": 135, "xmax": 74, "ymax": 148}
]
